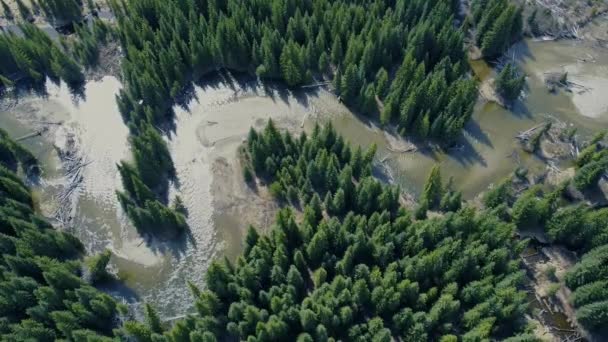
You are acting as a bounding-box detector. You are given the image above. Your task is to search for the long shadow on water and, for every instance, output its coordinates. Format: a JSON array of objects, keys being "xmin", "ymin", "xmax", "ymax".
[
  {"xmin": 446, "ymin": 132, "xmax": 488, "ymax": 167},
  {"xmin": 464, "ymin": 119, "xmax": 494, "ymax": 148}
]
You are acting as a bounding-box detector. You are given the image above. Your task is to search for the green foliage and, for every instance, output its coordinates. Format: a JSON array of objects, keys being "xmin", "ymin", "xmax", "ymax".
[
  {"xmin": 573, "ymin": 156, "xmax": 608, "ymax": 191},
  {"xmin": 115, "ymin": 123, "xmax": 185, "ymax": 236},
  {"xmin": 573, "ymin": 134, "xmax": 608, "ymax": 192},
  {"xmin": 0, "ymin": 136, "xmax": 120, "ymax": 340},
  {"xmin": 110, "ymin": 0, "xmax": 478, "ymax": 172},
  {"xmin": 511, "ymin": 186, "xmax": 549, "ymax": 228},
  {"xmin": 473, "ymin": 0, "xmax": 523, "ymax": 58},
  {"xmin": 172, "ymin": 195, "xmax": 188, "ymax": 216},
  {"xmin": 420, "ymin": 165, "xmax": 444, "ymax": 210},
  {"xmin": 526, "ymin": 122, "xmax": 552, "ymax": 154},
  {"xmin": 566, "ymin": 245, "xmax": 608, "ymax": 290},
  {"xmin": 243, "ymin": 165, "xmax": 254, "ymax": 183},
  {"xmin": 544, "ymin": 204, "xmax": 608, "ymax": 252},
  {"xmin": 86, "ymin": 249, "xmax": 112, "ymax": 284},
  {"xmin": 564, "ymin": 245, "xmax": 608, "ymax": 331},
  {"xmin": 483, "ymin": 177, "xmax": 513, "ymax": 208},
  {"xmin": 0, "ymin": 128, "xmax": 39, "ymax": 178},
  {"xmin": 570, "ymin": 280, "xmax": 608, "ymax": 308},
  {"xmin": 0, "ymin": 23, "xmax": 84, "ymax": 87},
  {"xmin": 576, "ymin": 301, "xmax": 608, "ymax": 331},
  {"xmin": 546, "ymin": 283, "xmax": 560, "ymax": 297},
  {"xmin": 144, "ymin": 303, "xmax": 163, "ymax": 334},
  {"xmin": 245, "ymin": 121, "xmax": 385, "ymax": 217},
  {"xmin": 69, "ymin": 20, "xmax": 112, "ymax": 68},
  {"xmin": 496, "ymin": 63, "xmax": 525, "ymax": 102},
  {"xmin": 162, "ymin": 126, "xmax": 531, "ymax": 340}
]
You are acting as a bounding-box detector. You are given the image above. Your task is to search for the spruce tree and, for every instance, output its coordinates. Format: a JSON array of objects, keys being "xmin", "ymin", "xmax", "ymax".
[{"xmin": 421, "ymin": 165, "xmax": 443, "ymax": 210}]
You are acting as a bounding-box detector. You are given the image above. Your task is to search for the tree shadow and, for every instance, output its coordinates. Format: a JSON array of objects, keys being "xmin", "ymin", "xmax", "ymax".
[
  {"xmin": 136, "ymin": 226, "xmax": 192, "ymax": 261},
  {"xmin": 510, "ymin": 98, "xmax": 535, "ymax": 119},
  {"xmin": 99, "ymin": 280, "xmax": 140, "ymax": 304},
  {"xmin": 510, "ymin": 40, "xmax": 536, "ymax": 63},
  {"xmin": 67, "ymin": 81, "xmax": 87, "ymax": 103},
  {"xmin": 446, "ymin": 133, "xmax": 488, "ymax": 167},
  {"xmin": 464, "ymin": 119, "xmax": 494, "ymax": 148}
]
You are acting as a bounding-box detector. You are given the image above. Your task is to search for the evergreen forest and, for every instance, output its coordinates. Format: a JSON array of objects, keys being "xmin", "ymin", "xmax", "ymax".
[
  {"xmin": 0, "ymin": 0, "xmax": 525, "ymax": 237},
  {"xmin": 104, "ymin": 0, "xmax": 492, "ymax": 236},
  {"xmin": 0, "ymin": 131, "xmax": 122, "ymax": 340},
  {"xmin": 0, "ymin": 23, "xmax": 84, "ymax": 87},
  {"xmin": 117, "ymin": 122, "xmax": 538, "ymax": 341},
  {"xmin": 5, "ymin": 0, "xmax": 608, "ymax": 340}
]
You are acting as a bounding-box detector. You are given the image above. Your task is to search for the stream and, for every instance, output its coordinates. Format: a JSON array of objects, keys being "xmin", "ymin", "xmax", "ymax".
[{"xmin": 1, "ymin": 33, "xmax": 608, "ymax": 318}]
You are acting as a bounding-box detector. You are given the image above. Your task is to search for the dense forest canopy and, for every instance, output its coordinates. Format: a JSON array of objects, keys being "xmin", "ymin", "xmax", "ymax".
[
  {"xmin": 0, "ymin": 122, "xmax": 543, "ymax": 341},
  {"xmin": 110, "ymin": 0, "xmax": 478, "ymax": 143},
  {"xmin": 470, "ymin": 0, "xmax": 523, "ymax": 58}
]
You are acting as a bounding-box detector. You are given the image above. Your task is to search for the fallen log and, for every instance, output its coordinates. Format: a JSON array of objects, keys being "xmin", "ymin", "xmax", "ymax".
[
  {"xmin": 516, "ymin": 123, "xmax": 545, "ymax": 141},
  {"xmin": 15, "ymin": 128, "xmax": 47, "ymax": 141},
  {"xmin": 551, "ymin": 327, "xmax": 577, "ymax": 333},
  {"xmin": 301, "ymin": 81, "xmax": 331, "ymax": 88},
  {"xmin": 19, "ymin": 119, "xmax": 64, "ymax": 125},
  {"xmin": 387, "ymin": 145, "xmax": 417, "ymax": 153},
  {"xmin": 380, "ymin": 154, "xmax": 391, "ymax": 163}
]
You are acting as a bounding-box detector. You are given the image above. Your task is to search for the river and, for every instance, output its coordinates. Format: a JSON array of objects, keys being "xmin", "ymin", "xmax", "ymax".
[{"xmin": 1, "ymin": 35, "xmax": 608, "ymax": 317}]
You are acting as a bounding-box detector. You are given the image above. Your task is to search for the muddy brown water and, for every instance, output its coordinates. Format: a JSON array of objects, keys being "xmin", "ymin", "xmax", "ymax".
[{"xmin": 1, "ymin": 35, "xmax": 608, "ymax": 317}]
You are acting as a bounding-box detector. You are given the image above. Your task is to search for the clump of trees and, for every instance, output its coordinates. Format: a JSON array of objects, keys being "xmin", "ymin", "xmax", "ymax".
[
  {"xmin": 471, "ymin": 0, "xmax": 523, "ymax": 58},
  {"xmin": 86, "ymin": 249, "xmax": 113, "ymax": 284},
  {"xmin": 0, "ymin": 23, "xmax": 84, "ymax": 88},
  {"xmin": 120, "ymin": 124, "xmax": 534, "ymax": 341},
  {"xmin": 116, "ymin": 151, "xmax": 187, "ymax": 237},
  {"xmin": 0, "ymin": 133, "xmax": 123, "ymax": 341},
  {"xmin": 511, "ymin": 185, "xmax": 564, "ymax": 229},
  {"xmin": 0, "ymin": 128, "xmax": 38, "ymax": 177},
  {"xmin": 244, "ymin": 120, "xmax": 391, "ymax": 216},
  {"xmin": 69, "ymin": 19, "xmax": 113, "ymax": 68},
  {"xmin": 546, "ymin": 205, "xmax": 608, "ymax": 252},
  {"xmin": 495, "ymin": 63, "xmax": 525, "ymax": 102},
  {"xmin": 483, "ymin": 177, "xmax": 514, "ymax": 209},
  {"xmin": 565, "ymin": 245, "xmax": 608, "ymax": 331},
  {"xmin": 416, "ymin": 165, "xmax": 462, "ymax": 218},
  {"xmin": 110, "ymin": 0, "xmax": 476, "ymax": 136},
  {"xmin": 573, "ymin": 131, "xmax": 608, "ymax": 191}
]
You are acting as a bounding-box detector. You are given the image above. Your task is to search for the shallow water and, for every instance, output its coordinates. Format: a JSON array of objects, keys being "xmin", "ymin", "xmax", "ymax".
[
  {"xmin": 1, "ymin": 34, "xmax": 608, "ymax": 318},
  {"xmin": 319, "ymin": 38, "xmax": 608, "ymax": 199}
]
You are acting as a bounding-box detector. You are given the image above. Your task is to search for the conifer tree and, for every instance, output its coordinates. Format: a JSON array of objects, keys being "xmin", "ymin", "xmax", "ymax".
[
  {"xmin": 421, "ymin": 165, "xmax": 443, "ymax": 210},
  {"xmin": 495, "ymin": 63, "xmax": 525, "ymax": 102}
]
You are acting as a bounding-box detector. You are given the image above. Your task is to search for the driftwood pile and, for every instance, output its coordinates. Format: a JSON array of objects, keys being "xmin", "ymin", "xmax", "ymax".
[
  {"xmin": 544, "ymin": 71, "xmax": 592, "ymax": 94},
  {"xmin": 52, "ymin": 133, "xmax": 91, "ymax": 227}
]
